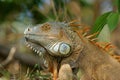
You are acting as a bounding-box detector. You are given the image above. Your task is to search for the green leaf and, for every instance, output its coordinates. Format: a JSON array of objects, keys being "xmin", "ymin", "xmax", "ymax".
[
  {"xmin": 91, "ymin": 12, "xmax": 112, "ymax": 36},
  {"xmin": 98, "ymin": 24, "xmax": 111, "ymax": 42},
  {"xmin": 118, "ymin": 0, "xmax": 120, "ymax": 13},
  {"xmin": 107, "ymin": 12, "xmax": 119, "ymax": 32}
]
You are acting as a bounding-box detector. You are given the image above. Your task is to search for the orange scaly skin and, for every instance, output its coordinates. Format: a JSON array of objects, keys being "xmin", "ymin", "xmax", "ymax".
[{"xmin": 24, "ymin": 21, "xmax": 120, "ymax": 80}]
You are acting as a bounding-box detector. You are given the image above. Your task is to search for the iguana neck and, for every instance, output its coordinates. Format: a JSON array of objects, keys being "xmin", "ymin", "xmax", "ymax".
[
  {"xmin": 78, "ymin": 39, "xmax": 108, "ymax": 70},
  {"xmin": 77, "ymin": 37, "xmax": 120, "ymax": 79},
  {"xmin": 63, "ymin": 26, "xmax": 120, "ymax": 79}
]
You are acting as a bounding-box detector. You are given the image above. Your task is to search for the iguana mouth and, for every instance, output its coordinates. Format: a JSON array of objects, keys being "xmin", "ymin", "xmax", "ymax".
[{"xmin": 25, "ymin": 37, "xmax": 46, "ymax": 56}]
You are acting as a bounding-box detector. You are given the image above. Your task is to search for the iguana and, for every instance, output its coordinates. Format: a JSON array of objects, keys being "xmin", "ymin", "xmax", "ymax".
[{"xmin": 24, "ymin": 21, "xmax": 120, "ymax": 80}]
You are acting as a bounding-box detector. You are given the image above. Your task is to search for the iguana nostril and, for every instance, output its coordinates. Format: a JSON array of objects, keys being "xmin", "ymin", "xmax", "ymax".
[
  {"xmin": 28, "ymin": 28, "xmax": 30, "ymax": 31},
  {"xmin": 25, "ymin": 37, "xmax": 28, "ymax": 41},
  {"xmin": 24, "ymin": 27, "xmax": 31, "ymax": 34}
]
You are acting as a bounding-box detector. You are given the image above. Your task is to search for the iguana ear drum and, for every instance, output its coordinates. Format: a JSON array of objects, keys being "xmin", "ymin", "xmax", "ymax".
[
  {"xmin": 49, "ymin": 42, "xmax": 71, "ymax": 57},
  {"xmin": 59, "ymin": 43, "xmax": 71, "ymax": 55}
]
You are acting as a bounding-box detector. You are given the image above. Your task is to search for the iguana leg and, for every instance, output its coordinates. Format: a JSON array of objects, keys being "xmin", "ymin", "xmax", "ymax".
[{"xmin": 57, "ymin": 64, "xmax": 73, "ymax": 80}]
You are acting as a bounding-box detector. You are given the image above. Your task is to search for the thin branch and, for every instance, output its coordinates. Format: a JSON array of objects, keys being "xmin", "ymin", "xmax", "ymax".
[
  {"xmin": 0, "ymin": 44, "xmax": 46, "ymax": 70},
  {"xmin": 1, "ymin": 47, "xmax": 16, "ymax": 66},
  {"xmin": 50, "ymin": 0, "xmax": 58, "ymax": 20}
]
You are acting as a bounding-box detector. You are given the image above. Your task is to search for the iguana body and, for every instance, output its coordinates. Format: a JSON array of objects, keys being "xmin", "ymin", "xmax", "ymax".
[{"xmin": 24, "ymin": 22, "xmax": 120, "ymax": 80}]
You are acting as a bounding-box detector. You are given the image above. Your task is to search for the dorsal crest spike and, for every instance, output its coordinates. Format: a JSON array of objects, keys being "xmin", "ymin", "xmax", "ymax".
[
  {"xmin": 90, "ymin": 38, "xmax": 98, "ymax": 41},
  {"xmin": 94, "ymin": 42, "xmax": 115, "ymax": 53},
  {"xmin": 68, "ymin": 19, "xmax": 82, "ymax": 27},
  {"xmin": 85, "ymin": 32, "xmax": 99, "ymax": 39},
  {"xmin": 104, "ymin": 43, "xmax": 115, "ymax": 51},
  {"xmin": 68, "ymin": 19, "xmax": 80, "ymax": 24},
  {"xmin": 111, "ymin": 54, "xmax": 120, "ymax": 62}
]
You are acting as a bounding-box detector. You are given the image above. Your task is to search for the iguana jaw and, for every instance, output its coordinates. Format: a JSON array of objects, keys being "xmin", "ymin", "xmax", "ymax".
[{"xmin": 25, "ymin": 37, "xmax": 46, "ymax": 56}]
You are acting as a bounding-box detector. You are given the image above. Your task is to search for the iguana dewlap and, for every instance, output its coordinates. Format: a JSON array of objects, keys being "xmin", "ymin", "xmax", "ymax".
[{"xmin": 24, "ymin": 22, "xmax": 120, "ymax": 80}]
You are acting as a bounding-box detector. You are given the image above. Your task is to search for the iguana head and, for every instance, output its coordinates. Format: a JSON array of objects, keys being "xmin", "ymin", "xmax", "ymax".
[{"xmin": 24, "ymin": 22, "xmax": 75, "ymax": 57}]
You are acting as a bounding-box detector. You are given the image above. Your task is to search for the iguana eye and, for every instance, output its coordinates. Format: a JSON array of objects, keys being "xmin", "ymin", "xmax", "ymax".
[{"xmin": 59, "ymin": 43, "xmax": 71, "ymax": 55}]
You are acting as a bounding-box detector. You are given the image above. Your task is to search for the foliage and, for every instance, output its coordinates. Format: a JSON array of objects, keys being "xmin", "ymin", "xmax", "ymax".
[
  {"xmin": 117, "ymin": 0, "xmax": 120, "ymax": 13},
  {"xmin": 107, "ymin": 12, "xmax": 119, "ymax": 32},
  {"xmin": 91, "ymin": 12, "xmax": 119, "ymax": 33},
  {"xmin": 91, "ymin": 12, "xmax": 111, "ymax": 35},
  {"xmin": 91, "ymin": 0, "xmax": 119, "ymax": 42},
  {"xmin": 25, "ymin": 64, "xmax": 52, "ymax": 80}
]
